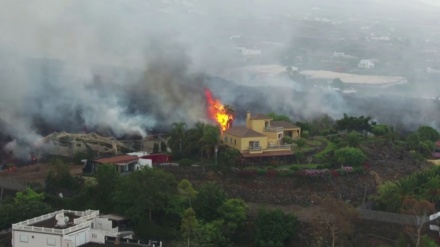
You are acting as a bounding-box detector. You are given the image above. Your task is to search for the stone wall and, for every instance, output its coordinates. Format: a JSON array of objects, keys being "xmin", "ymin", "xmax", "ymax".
[{"xmin": 159, "ymin": 166, "xmax": 376, "ymax": 206}]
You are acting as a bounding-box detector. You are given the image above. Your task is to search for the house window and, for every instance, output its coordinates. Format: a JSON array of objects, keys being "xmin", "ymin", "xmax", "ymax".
[
  {"xmin": 234, "ymin": 139, "xmax": 236, "ymax": 145},
  {"xmin": 224, "ymin": 136, "xmax": 227, "ymax": 142},
  {"xmin": 92, "ymin": 233, "xmax": 97, "ymax": 238},
  {"xmin": 20, "ymin": 234, "xmax": 29, "ymax": 243},
  {"xmin": 278, "ymin": 133, "xmax": 283, "ymax": 139},
  {"xmin": 76, "ymin": 143, "xmax": 81, "ymax": 147},
  {"xmin": 249, "ymin": 141, "xmax": 260, "ymax": 150},
  {"xmin": 229, "ymin": 138, "xmax": 232, "ymax": 144},
  {"xmin": 47, "ymin": 238, "xmax": 56, "ymax": 246}
]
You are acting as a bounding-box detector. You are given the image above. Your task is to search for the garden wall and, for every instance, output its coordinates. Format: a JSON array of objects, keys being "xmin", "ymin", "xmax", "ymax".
[{"xmin": 159, "ymin": 166, "xmax": 376, "ymax": 205}]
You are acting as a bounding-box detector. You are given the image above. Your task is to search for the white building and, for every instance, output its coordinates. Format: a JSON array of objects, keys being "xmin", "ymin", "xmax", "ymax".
[
  {"xmin": 358, "ymin": 59, "xmax": 375, "ymax": 69},
  {"xmin": 12, "ymin": 210, "xmax": 119, "ymax": 247}
]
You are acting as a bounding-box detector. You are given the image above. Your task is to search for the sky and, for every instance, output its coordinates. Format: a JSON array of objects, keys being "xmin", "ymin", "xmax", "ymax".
[{"xmin": 0, "ymin": 0, "xmax": 440, "ymax": 157}]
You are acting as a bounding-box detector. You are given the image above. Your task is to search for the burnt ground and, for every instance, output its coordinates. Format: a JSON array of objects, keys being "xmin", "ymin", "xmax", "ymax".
[{"xmin": 0, "ymin": 163, "xmax": 83, "ymax": 186}]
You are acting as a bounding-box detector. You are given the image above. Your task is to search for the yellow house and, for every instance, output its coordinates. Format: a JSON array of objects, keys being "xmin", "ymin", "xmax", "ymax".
[{"xmin": 223, "ymin": 112, "xmax": 301, "ymax": 159}]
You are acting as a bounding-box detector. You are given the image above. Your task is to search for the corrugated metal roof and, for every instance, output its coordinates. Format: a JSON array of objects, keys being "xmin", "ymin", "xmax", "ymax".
[{"xmin": 94, "ymin": 155, "xmax": 138, "ymax": 165}]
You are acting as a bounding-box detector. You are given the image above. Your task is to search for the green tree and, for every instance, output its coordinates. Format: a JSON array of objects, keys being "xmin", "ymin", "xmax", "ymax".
[
  {"xmin": 193, "ymin": 182, "xmax": 228, "ymax": 222},
  {"xmin": 0, "ymin": 188, "xmax": 52, "ymax": 229},
  {"xmin": 178, "ymin": 179, "xmax": 198, "ymax": 208},
  {"xmin": 218, "ymin": 146, "xmax": 241, "ymax": 177},
  {"xmin": 14, "ymin": 187, "xmax": 45, "ymax": 204},
  {"xmin": 181, "ymin": 208, "xmax": 198, "ymax": 247},
  {"xmin": 113, "ymin": 168, "xmax": 177, "ymax": 223},
  {"xmin": 169, "ymin": 122, "xmax": 187, "ymax": 152},
  {"xmin": 347, "ymin": 131, "xmax": 363, "ymax": 147},
  {"xmin": 193, "ymin": 220, "xmax": 231, "ymax": 247},
  {"xmin": 217, "ymin": 198, "xmax": 248, "ymax": 237},
  {"xmin": 182, "ymin": 122, "xmax": 206, "ymax": 158},
  {"xmin": 420, "ymin": 235, "xmax": 439, "ymax": 247},
  {"xmin": 199, "ymin": 124, "xmax": 221, "ymax": 160},
  {"xmin": 417, "ymin": 126, "xmax": 440, "ymax": 142},
  {"xmin": 371, "ymin": 181, "xmax": 416, "ymax": 212},
  {"xmin": 335, "ymin": 114, "xmax": 374, "ymax": 133},
  {"xmin": 267, "ymin": 113, "xmax": 291, "ymax": 122},
  {"xmin": 420, "ymin": 140, "xmax": 435, "ymax": 156},
  {"xmin": 294, "ymin": 138, "xmax": 307, "ymax": 151},
  {"xmin": 334, "ymin": 147, "xmax": 366, "ymax": 167},
  {"xmin": 254, "ymin": 208, "xmax": 298, "ymax": 247},
  {"xmin": 302, "ymin": 130, "xmax": 310, "ymax": 138},
  {"xmin": 45, "ymin": 159, "xmax": 81, "ymax": 193},
  {"xmin": 94, "ymin": 164, "xmax": 120, "ymax": 213},
  {"xmin": 282, "ymin": 136, "xmax": 295, "ymax": 144},
  {"xmin": 372, "ymin": 124, "xmax": 389, "ymax": 136}
]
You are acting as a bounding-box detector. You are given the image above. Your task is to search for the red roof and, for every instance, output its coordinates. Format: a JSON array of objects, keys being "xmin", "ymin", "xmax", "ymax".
[{"xmin": 94, "ymin": 155, "xmax": 139, "ymax": 165}]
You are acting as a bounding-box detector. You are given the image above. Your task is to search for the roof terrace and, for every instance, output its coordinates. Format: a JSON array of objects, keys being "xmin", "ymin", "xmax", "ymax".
[{"xmin": 12, "ymin": 209, "xmax": 99, "ymax": 235}]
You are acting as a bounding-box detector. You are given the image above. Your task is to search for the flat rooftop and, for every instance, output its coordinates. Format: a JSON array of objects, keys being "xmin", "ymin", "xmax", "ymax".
[
  {"xmin": 13, "ymin": 210, "xmax": 100, "ymax": 234},
  {"xmin": 30, "ymin": 213, "xmax": 79, "ymax": 229}
]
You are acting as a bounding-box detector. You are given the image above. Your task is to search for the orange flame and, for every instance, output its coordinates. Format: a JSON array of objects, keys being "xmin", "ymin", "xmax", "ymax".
[{"xmin": 205, "ymin": 89, "xmax": 234, "ymax": 132}]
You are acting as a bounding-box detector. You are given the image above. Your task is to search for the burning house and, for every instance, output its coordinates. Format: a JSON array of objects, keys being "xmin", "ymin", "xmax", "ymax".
[
  {"xmin": 222, "ymin": 112, "xmax": 300, "ymax": 163},
  {"xmin": 204, "ymin": 89, "xmax": 300, "ymax": 164}
]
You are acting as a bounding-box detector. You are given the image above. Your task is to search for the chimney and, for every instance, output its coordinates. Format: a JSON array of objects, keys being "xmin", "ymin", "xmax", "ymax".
[{"xmin": 246, "ymin": 111, "xmax": 251, "ymax": 128}]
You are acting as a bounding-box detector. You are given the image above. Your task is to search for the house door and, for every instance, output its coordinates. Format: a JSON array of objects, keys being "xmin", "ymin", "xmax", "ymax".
[{"xmin": 75, "ymin": 232, "xmax": 86, "ymax": 246}]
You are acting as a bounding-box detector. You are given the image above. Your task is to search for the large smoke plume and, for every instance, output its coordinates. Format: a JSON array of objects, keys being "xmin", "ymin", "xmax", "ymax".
[{"xmin": 1, "ymin": 0, "xmax": 440, "ymax": 158}]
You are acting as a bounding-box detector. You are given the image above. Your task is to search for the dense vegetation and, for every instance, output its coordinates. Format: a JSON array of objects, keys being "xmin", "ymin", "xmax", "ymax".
[{"xmin": 1, "ymin": 113, "xmax": 440, "ymax": 247}]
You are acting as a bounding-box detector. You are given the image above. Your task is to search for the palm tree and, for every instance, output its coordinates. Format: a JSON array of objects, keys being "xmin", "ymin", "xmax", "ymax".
[
  {"xmin": 183, "ymin": 122, "xmax": 206, "ymax": 158},
  {"xmin": 224, "ymin": 105, "xmax": 236, "ymax": 128},
  {"xmin": 170, "ymin": 122, "xmax": 187, "ymax": 152},
  {"xmin": 199, "ymin": 124, "xmax": 220, "ymax": 160}
]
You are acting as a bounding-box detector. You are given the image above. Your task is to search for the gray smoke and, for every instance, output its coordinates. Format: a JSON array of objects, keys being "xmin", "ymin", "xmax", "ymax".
[{"xmin": 1, "ymin": 0, "xmax": 440, "ymax": 158}]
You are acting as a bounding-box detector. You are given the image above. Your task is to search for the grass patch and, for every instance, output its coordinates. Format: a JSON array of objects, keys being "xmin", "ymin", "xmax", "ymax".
[{"xmin": 314, "ymin": 138, "xmax": 335, "ymax": 159}]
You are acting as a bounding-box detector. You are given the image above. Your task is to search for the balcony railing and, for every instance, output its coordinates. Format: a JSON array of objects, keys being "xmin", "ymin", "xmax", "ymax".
[
  {"xmin": 264, "ymin": 126, "xmax": 283, "ymax": 132},
  {"xmin": 267, "ymin": 144, "xmax": 292, "ymax": 150},
  {"xmin": 249, "ymin": 146, "xmax": 262, "ymax": 151}
]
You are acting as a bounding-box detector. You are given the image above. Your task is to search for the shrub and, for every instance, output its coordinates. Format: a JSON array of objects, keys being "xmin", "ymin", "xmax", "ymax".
[
  {"xmin": 334, "ymin": 147, "xmax": 366, "ymax": 167},
  {"xmin": 239, "ymin": 169, "xmax": 257, "ymax": 178},
  {"xmin": 256, "ymin": 168, "xmax": 266, "ymax": 176},
  {"xmin": 266, "ymin": 170, "xmax": 278, "ymax": 178},
  {"xmin": 316, "ymin": 164, "xmax": 331, "ymax": 169},
  {"xmin": 303, "ymin": 169, "xmax": 330, "ymax": 178},
  {"xmin": 353, "ymin": 166, "xmax": 366, "ymax": 174},
  {"xmin": 331, "ymin": 170, "xmax": 340, "ymax": 177},
  {"xmin": 289, "ymin": 165, "xmax": 299, "ymax": 171},
  {"xmin": 178, "ymin": 158, "xmax": 195, "ymax": 167},
  {"xmin": 278, "ymin": 170, "xmax": 294, "ymax": 177}
]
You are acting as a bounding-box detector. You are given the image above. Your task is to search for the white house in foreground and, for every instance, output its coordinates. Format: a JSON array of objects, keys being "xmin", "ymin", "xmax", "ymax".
[{"xmin": 12, "ymin": 210, "xmax": 118, "ymax": 247}]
